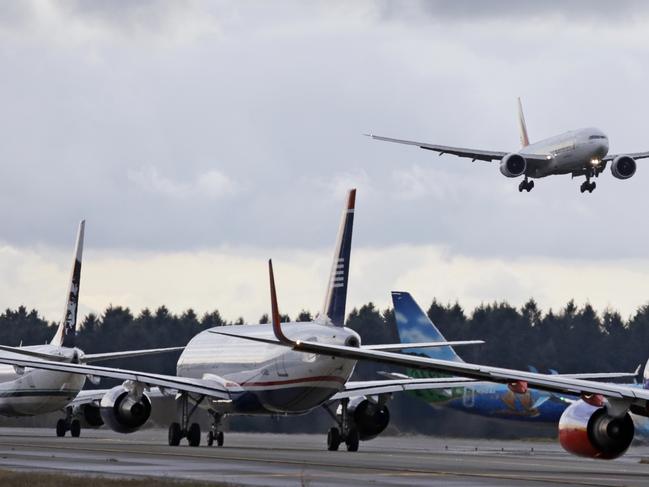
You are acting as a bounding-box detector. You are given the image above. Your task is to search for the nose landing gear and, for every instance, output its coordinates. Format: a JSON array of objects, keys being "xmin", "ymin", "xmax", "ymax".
[
  {"xmin": 518, "ymin": 178, "xmax": 534, "ymax": 192},
  {"xmin": 580, "ymin": 180, "xmax": 596, "ymax": 193},
  {"xmin": 206, "ymin": 411, "xmax": 225, "ymax": 447}
]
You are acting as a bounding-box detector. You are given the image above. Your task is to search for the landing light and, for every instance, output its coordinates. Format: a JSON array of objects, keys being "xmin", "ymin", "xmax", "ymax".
[{"xmin": 591, "ymin": 158, "xmax": 601, "ymax": 166}]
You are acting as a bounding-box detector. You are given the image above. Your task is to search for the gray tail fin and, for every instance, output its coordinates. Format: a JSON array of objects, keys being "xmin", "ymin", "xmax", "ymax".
[
  {"xmin": 320, "ymin": 189, "xmax": 356, "ymax": 327},
  {"xmin": 51, "ymin": 220, "xmax": 84, "ymax": 348},
  {"xmin": 517, "ymin": 97, "xmax": 530, "ymax": 148}
]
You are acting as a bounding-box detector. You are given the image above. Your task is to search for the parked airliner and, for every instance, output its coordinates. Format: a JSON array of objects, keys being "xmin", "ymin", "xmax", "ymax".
[
  {"xmin": 389, "ymin": 291, "xmax": 649, "ymax": 439},
  {"xmin": 0, "ymin": 191, "xmax": 487, "ymax": 451},
  {"xmin": 0, "ymin": 221, "xmax": 183, "ymax": 437},
  {"xmin": 368, "ymin": 98, "xmax": 649, "ymax": 193}
]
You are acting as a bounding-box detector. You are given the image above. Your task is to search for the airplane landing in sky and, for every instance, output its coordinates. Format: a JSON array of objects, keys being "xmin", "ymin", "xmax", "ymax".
[{"xmin": 368, "ymin": 98, "xmax": 649, "ymax": 193}]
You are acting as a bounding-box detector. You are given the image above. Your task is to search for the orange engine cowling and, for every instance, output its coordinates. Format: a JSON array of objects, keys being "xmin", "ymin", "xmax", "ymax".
[{"xmin": 558, "ymin": 400, "xmax": 634, "ymax": 460}]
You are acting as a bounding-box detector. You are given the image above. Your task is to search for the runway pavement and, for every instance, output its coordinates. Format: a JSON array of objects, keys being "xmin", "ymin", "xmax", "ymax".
[{"xmin": 0, "ymin": 428, "xmax": 648, "ymax": 486}]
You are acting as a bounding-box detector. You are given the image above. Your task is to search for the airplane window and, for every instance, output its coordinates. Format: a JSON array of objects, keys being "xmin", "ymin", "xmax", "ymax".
[{"xmin": 589, "ymin": 135, "xmax": 606, "ymax": 140}]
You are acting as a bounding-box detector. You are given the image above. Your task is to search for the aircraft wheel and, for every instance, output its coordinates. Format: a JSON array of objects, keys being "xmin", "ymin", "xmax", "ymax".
[
  {"xmin": 168, "ymin": 422, "xmax": 182, "ymax": 446},
  {"xmin": 207, "ymin": 431, "xmax": 214, "ymax": 446},
  {"xmin": 527, "ymin": 180, "xmax": 534, "ymax": 191},
  {"xmin": 589, "ymin": 181, "xmax": 596, "ymax": 193},
  {"xmin": 187, "ymin": 422, "xmax": 201, "ymax": 447},
  {"xmin": 518, "ymin": 181, "xmax": 525, "ymax": 192},
  {"xmin": 345, "ymin": 428, "xmax": 359, "ymax": 452},
  {"xmin": 70, "ymin": 419, "xmax": 81, "ymax": 438},
  {"xmin": 327, "ymin": 427, "xmax": 341, "ymax": 451},
  {"xmin": 56, "ymin": 419, "xmax": 67, "ymax": 437},
  {"xmin": 216, "ymin": 431, "xmax": 224, "ymax": 447},
  {"xmin": 580, "ymin": 182, "xmax": 587, "ymax": 193}
]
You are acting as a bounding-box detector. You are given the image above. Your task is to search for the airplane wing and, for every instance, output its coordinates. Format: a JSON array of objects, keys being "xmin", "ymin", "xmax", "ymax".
[
  {"xmin": 233, "ymin": 261, "xmax": 649, "ymax": 412},
  {"xmin": 0, "ymin": 355, "xmax": 231, "ymax": 399},
  {"xmin": 0, "ymin": 344, "xmax": 185, "ymax": 364},
  {"xmin": 367, "ymin": 134, "xmax": 548, "ymax": 163},
  {"xmin": 332, "ymin": 377, "xmax": 478, "ymax": 399},
  {"xmin": 603, "ymin": 152, "xmax": 649, "ymax": 161}
]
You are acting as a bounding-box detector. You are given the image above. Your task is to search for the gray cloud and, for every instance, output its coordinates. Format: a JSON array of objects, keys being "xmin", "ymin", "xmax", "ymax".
[{"xmin": 0, "ymin": 0, "xmax": 648, "ymax": 266}]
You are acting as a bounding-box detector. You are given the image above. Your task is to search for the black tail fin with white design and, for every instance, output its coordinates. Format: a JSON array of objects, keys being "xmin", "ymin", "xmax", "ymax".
[
  {"xmin": 51, "ymin": 220, "xmax": 84, "ymax": 348},
  {"xmin": 320, "ymin": 189, "xmax": 355, "ymax": 327}
]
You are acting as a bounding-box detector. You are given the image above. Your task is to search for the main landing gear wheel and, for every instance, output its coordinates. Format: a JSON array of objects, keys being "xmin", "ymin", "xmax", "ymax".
[
  {"xmin": 70, "ymin": 419, "xmax": 81, "ymax": 438},
  {"xmin": 323, "ymin": 399, "xmax": 361, "ymax": 452},
  {"xmin": 168, "ymin": 422, "xmax": 182, "ymax": 446},
  {"xmin": 56, "ymin": 418, "xmax": 67, "ymax": 437},
  {"xmin": 345, "ymin": 428, "xmax": 360, "ymax": 452},
  {"xmin": 327, "ymin": 427, "xmax": 341, "ymax": 451},
  {"xmin": 168, "ymin": 393, "xmax": 205, "ymax": 447},
  {"xmin": 518, "ymin": 179, "xmax": 534, "ymax": 192},
  {"xmin": 580, "ymin": 181, "xmax": 596, "ymax": 193}
]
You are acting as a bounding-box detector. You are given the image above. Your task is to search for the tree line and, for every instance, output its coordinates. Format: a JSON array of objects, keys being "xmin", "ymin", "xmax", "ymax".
[{"xmin": 1, "ymin": 299, "xmax": 647, "ymax": 437}]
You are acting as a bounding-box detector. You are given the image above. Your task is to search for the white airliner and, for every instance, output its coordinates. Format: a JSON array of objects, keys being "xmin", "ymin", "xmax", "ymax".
[
  {"xmin": 0, "ymin": 221, "xmax": 183, "ymax": 437},
  {"xmin": 0, "ymin": 190, "xmax": 490, "ymax": 451},
  {"xmin": 368, "ymin": 98, "xmax": 649, "ymax": 193}
]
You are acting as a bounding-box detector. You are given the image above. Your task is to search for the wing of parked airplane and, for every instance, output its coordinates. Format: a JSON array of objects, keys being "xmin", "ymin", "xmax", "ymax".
[
  {"xmin": 332, "ymin": 377, "xmax": 477, "ymax": 398},
  {"xmin": 0, "ymin": 355, "xmax": 232, "ymax": 399},
  {"xmin": 366, "ymin": 134, "xmax": 548, "ymax": 162},
  {"xmin": 0, "ymin": 344, "xmax": 185, "ymax": 363}
]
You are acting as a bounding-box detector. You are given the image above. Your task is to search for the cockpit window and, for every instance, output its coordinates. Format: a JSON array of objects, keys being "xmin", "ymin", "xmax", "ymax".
[{"xmin": 589, "ymin": 135, "xmax": 607, "ymax": 140}]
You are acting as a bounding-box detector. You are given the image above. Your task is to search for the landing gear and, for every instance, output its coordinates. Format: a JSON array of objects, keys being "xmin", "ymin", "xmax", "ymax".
[
  {"xmin": 206, "ymin": 411, "xmax": 225, "ymax": 447},
  {"xmin": 518, "ymin": 178, "xmax": 534, "ymax": 192},
  {"xmin": 55, "ymin": 408, "xmax": 81, "ymax": 438},
  {"xmin": 324, "ymin": 399, "xmax": 360, "ymax": 452},
  {"xmin": 167, "ymin": 393, "xmax": 204, "ymax": 447},
  {"xmin": 580, "ymin": 180, "xmax": 596, "ymax": 193}
]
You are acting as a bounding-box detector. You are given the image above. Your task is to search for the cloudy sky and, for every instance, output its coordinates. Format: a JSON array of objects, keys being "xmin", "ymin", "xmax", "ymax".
[{"xmin": 2, "ymin": 0, "xmax": 649, "ymax": 324}]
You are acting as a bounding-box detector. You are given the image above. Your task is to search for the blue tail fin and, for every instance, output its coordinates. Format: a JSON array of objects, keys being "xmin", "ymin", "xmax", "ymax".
[
  {"xmin": 321, "ymin": 189, "xmax": 355, "ymax": 327},
  {"xmin": 391, "ymin": 291, "xmax": 464, "ymax": 362}
]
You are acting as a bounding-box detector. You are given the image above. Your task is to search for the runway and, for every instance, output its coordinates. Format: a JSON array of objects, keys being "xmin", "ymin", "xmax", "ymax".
[{"xmin": 0, "ymin": 428, "xmax": 648, "ymax": 486}]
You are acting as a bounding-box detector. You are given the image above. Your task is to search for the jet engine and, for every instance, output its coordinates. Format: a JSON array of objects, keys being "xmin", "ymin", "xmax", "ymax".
[
  {"xmin": 347, "ymin": 396, "xmax": 390, "ymax": 441},
  {"xmin": 558, "ymin": 400, "xmax": 634, "ymax": 459},
  {"xmin": 499, "ymin": 153, "xmax": 527, "ymax": 178},
  {"xmin": 611, "ymin": 155, "xmax": 636, "ymax": 179},
  {"xmin": 72, "ymin": 403, "xmax": 104, "ymax": 428},
  {"xmin": 99, "ymin": 385, "xmax": 152, "ymax": 434}
]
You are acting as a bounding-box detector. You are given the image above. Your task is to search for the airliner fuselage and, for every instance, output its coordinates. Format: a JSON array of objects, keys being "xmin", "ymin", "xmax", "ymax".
[{"xmin": 177, "ymin": 322, "xmax": 359, "ymax": 414}]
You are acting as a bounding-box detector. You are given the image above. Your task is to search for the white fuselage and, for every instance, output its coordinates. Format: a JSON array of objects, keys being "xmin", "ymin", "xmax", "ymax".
[
  {"xmin": 521, "ymin": 127, "xmax": 609, "ymax": 178},
  {"xmin": 177, "ymin": 322, "xmax": 359, "ymax": 415},
  {"xmin": 0, "ymin": 345, "xmax": 85, "ymax": 416}
]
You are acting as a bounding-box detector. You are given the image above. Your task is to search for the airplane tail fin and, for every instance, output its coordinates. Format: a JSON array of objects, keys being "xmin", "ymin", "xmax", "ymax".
[
  {"xmin": 51, "ymin": 220, "xmax": 85, "ymax": 348},
  {"xmin": 517, "ymin": 97, "xmax": 530, "ymax": 148},
  {"xmin": 319, "ymin": 189, "xmax": 356, "ymax": 327},
  {"xmin": 391, "ymin": 291, "xmax": 464, "ymax": 362}
]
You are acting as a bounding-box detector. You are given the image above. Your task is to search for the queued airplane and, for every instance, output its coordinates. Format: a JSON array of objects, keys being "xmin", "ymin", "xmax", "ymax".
[
  {"xmin": 228, "ymin": 282, "xmax": 649, "ymax": 460},
  {"xmin": 0, "ymin": 221, "xmax": 184, "ymax": 437},
  {"xmin": 388, "ymin": 291, "xmax": 649, "ymax": 437},
  {"xmin": 367, "ymin": 98, "xmax": 649, "ymax": 193},
  {"xmin": 0, "ymin": 190, "xmax": 486, "ymax": 450}
]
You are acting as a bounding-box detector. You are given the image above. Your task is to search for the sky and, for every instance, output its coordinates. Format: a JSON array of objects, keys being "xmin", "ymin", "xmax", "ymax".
[{"xmin": 2, "ymin": 0, "xmax": 649, "ymax": 324}]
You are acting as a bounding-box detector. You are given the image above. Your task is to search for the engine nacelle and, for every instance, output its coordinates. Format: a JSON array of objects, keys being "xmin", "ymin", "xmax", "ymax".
[
  {"xmin": 347, "ymin": 397, "xmax": 390, "ymax": 441},
  {"xmin": 611, "ymin": 155, "xmax": 636, "ymax": 179},
  {"xmin": 72, "ymin": 403, "xmax": 104, "ymax": 428},
  {"xmin": 558, "ymin": 400, "xmax": 634, "ymax": 459},
  {"xmin": 100, "ymin": 385, "xmax": 152, "ymax": 434},
  {"xmin": 499, "ymin": 153, "xmax": 527, "ymax": 178}
]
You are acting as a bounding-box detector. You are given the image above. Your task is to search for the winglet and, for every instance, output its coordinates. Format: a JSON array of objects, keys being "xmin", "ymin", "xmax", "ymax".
[{"xmin": 269, "ymin": 259, "xmax": 293, "ymax": 345}]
